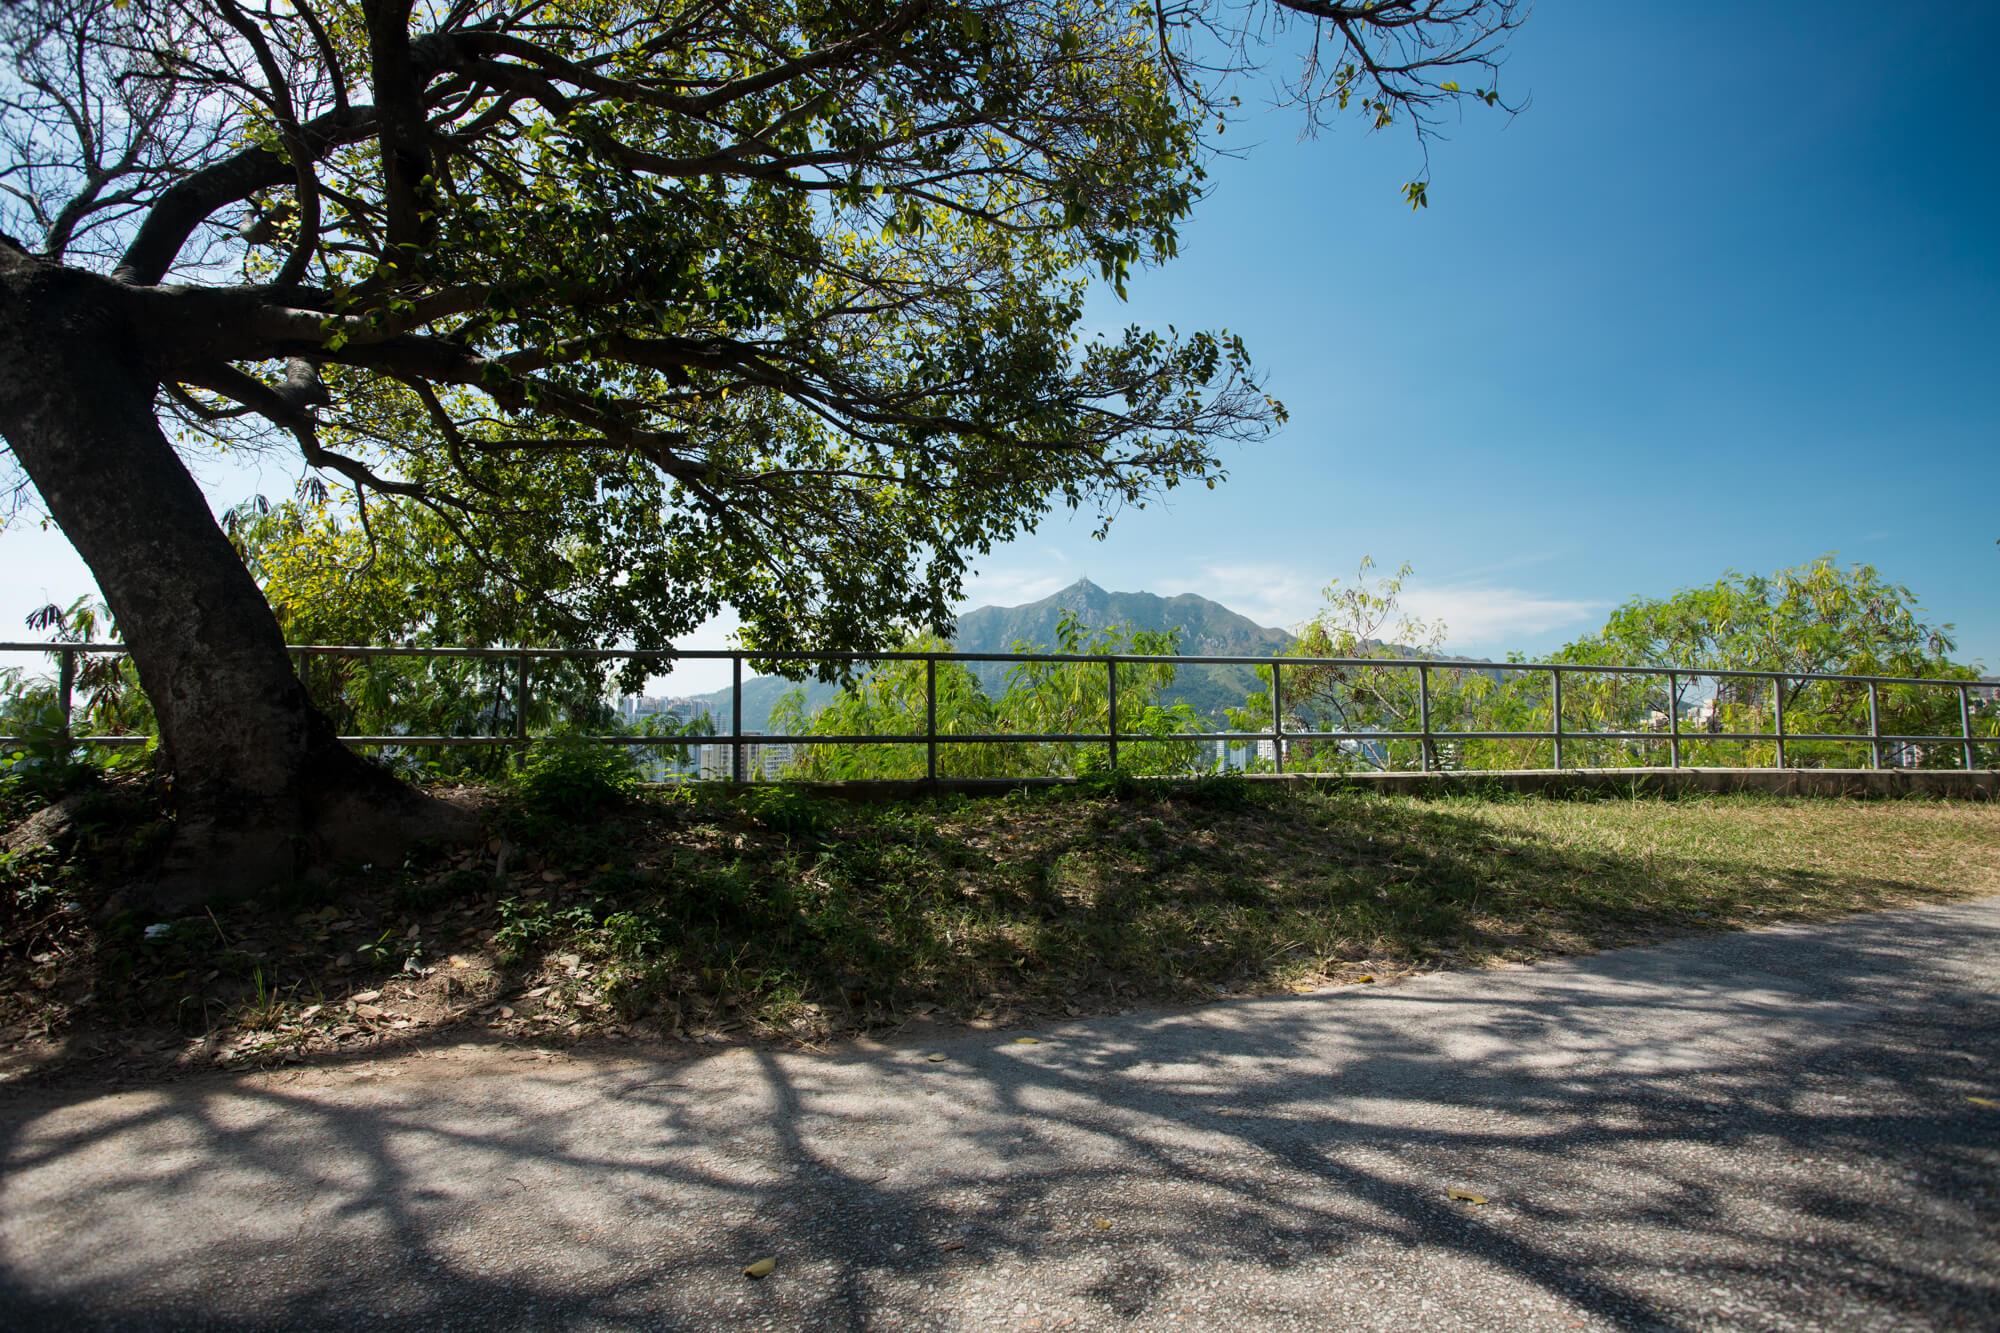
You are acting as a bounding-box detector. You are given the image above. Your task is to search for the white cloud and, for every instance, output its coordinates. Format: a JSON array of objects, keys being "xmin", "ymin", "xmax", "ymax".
[
  {"xmin": 1188, "ymin": 561, "xmax": 1605, "ymax": 651},
  {"xmin": 1394, "ymin": 581, "xmax": 1605, "ymax": 649},
  {"xmin": 958, "ymin": 553, "xmax": 1076, "ymax": 609},
  {"xmin": 1186, "ymin": 562, "xmax": 1324, "ymax": 631}
]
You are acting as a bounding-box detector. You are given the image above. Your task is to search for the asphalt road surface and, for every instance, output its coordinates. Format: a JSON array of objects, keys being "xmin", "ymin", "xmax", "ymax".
[{"xmin": 3, "ymin": 899, "xmax": 1998, "ymax": 1331}]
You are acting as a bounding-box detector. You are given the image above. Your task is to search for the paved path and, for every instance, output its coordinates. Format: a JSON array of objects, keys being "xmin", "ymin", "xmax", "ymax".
[{"xmin": 4, "ymin": 900, "xmax": 1998, "ymax": 1332}]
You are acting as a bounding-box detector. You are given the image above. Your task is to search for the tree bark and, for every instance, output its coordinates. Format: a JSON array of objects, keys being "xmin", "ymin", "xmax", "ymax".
[{"xmin": 0, "ymin": 244, "xmax": 468, "ymax": 905}]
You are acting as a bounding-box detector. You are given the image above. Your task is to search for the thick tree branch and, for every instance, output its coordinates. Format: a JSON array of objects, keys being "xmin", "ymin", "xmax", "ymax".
[
  {"xmin": 112, "ymin": 105, "xmax": 371, "ymax": 286},
  {"xmin": 359, "ymin": 0, "xmax": 435, "ymax": 266}
]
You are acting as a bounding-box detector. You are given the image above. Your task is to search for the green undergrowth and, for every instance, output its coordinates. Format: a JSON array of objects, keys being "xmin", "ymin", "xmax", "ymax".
[
  {"xmin": 2, "ymin": 773, "xmax": 1996, "ymax": 1069},
  {"xmin": 484, "ymin": 780, "xmax": 1999, "ymax": 1036}
]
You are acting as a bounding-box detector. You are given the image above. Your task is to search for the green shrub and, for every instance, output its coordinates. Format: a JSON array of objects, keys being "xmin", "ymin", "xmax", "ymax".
[
  {"xmin": 509, "ymin": 733, "xmax": 638, "ymax": 825},
  {"xmin": 741, "ymin": 785, "xmax": 826, "ymax": 838}
]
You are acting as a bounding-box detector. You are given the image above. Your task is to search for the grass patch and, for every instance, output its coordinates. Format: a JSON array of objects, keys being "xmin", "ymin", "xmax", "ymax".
[{"xmin": 2, "ymin": 780, "xmax": 1995, "ymax": 1078}]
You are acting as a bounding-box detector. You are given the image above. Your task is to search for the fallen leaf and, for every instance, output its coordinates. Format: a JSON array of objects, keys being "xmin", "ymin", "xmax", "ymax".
[
  {"xmin": 1094, "ymin": 1219, "xmax": 1111, "ymax": 1230},
  {"xmin": 297, "ymin": 1005, "xmax": 323, "ymax": 1022},
  {"xmin": 743, "ymin": 1257, "xmax": 776, "ymax": 1279},
  {"xmin": 926, "ymin": 1052, "xmax": 948, "ymax": 1062},
  {"xmin": 1356, "ymin": 975, "xmax": 1376, "ymax": 984},
  {"xmin": 1447, "ymin": 1189, "xmax": 1487, "ymax": 1206},
  {"xmin": 524, "ymin": 986, "xmax": 552, "ymax": 998},
  {"xmin": 1968, "ymin": 1096, "xmax": 1998, "ymax": 1109},
  {"xmin": 351, "ymin": 990, "xmax": 382, "ymax": 1004},
  {"xmin": 938, "ymin": 1240, "xmax": 965, "ymax": 1252},
  {"xmin": 1013, "ymin": 1037, "xmax": 1040, "ymax": 1045}
]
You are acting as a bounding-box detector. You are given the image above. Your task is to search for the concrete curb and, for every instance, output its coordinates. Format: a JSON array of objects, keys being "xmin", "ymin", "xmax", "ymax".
[{"xmin": 682, "ymin": 766, "xmax": 1999, "ymax": 802}]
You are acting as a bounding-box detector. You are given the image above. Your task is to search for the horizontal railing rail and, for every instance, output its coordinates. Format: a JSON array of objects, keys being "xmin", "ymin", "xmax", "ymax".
[{"xmin": 3, "ymin": 640, "xmax": 1995, "ymax": 779}]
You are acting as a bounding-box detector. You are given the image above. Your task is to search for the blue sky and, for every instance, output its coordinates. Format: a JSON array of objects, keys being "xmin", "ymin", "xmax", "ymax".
[
  {"xmin": 2, "ymin": 1, "xmax": 1994, "ymax": 696},
  {"xmin": 961, "ymin": 0, "xmax": 1999, "ymax": 665}
]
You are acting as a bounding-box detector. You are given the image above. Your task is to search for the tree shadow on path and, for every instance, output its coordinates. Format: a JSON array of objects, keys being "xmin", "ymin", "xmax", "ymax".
[{"xmin": 2, "ymin": 891, "xmax": 1997, "ymax": 1331}]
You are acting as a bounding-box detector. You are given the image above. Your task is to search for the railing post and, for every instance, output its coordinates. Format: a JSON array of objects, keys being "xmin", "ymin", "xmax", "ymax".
[
  {"xmin": 513, "ymin": 652, "xmax": 530, "ymax": 770},
  {"xmin": 1106, "ymin": 657, "xmax": 1119, "ymax": 773},
  {"xmin": 1551, "ymin": 667, "xmax": 1563, "ymax": 771},
  {"xmin": 1772, "ymin": 674, "xmax": 1786, "ymax": 770},
  {"xmin": 731, "ymin": 653, "xmax": 745, "ymax": 783},
  {"xmin": 926, "ymin": 656, "xmax": 938, "ymax": 783},
  {"xmin": 1270, "ymin": 660, "xmax": 1285, "ymax": 775},
  {"xmin": 1867, "ymin": 680, "xmax": 1882, "ymax": 769},
  {"xmin": 1418, "ymin": 663, "xmax": 1432, "ymax": 772},
  {"xmin": 56, "ymin": 646, "xmax": 76, "ymax": 744},
  {"xmin": 1962, "ymin": 684, "xmax": 1976, "ymax": 772},
  {"xmin": 1667, "ymin": 670, "xmax": 1681, "ymax": 769}
]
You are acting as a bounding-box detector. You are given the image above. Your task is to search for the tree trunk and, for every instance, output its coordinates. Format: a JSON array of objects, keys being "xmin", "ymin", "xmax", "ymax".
[{"xmin": 0, "ymin": 246, "xmax": 468, "ymax": 906}]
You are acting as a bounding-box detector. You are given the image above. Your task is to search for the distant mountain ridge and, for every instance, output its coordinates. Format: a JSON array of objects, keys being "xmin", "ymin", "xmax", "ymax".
[
  {"xmin": 687, "ymin": 580, "xmax": 1294, "ymax": 728},
  {"xmin": 952, "ymin": 579, "xmax": 1290, "ymax": 659},
  {"xmin": 949, "ymin": 579, "xmax": 1290, "ymax": 721}
]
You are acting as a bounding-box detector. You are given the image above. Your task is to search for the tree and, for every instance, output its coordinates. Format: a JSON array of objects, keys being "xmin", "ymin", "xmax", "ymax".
[
  {"xmin": 1245, "ymin": 556, "xmax": 1994, "ymax": 773},
  {"xmin": 226, "ymin": 494, "xmax": 687, "ymax": 779},
  {"xmin": 0, "ymin": 0, "xmax": 1520, "ymax": 896},
  {"xmin": 1547, "ymin": 557, "xmax": 1992, "ymax": 768},
  {"xmin": 1224, "ymin": 557, "xmax": 1498, "ymax": 771},
  {"xmin": 1, "ymin": 596, "xmax": 156, "ymax": 803},
  {"xmin": 772, "ymin": 611, "xmax": 1201, "ymax": 779}
]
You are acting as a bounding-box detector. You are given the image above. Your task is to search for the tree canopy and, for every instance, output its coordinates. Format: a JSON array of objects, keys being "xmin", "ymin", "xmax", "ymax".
[
  {"xmin": 1246, "ymin": 557, "xmax": 1995, "ymax": 775},
  {"xmin": 0, "ymin": 0, "xmax": 1523, "ymax": 891},
  {"xmin": 3, "ymin": 0, "xmax": 1518, "ymax": 656}
]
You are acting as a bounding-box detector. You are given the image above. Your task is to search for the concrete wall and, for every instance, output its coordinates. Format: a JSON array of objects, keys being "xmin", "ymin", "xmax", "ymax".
[{"xmin": 702, "ymin": 767, "xmax": 1998, "ymax": 802}]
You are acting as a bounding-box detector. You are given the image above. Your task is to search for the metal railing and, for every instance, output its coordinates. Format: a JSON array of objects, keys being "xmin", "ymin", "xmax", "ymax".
[{"xmin": 2, "ymin": 640, "xmax": 1995, "ymax": 779}]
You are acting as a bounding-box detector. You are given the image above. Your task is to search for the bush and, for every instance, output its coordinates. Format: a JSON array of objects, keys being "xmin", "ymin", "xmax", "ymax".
[
  {"xmin": 508, "ymin": 733, "xmax": 639, "ymax": 825},
  {"xmin": 0, "ymin": 703, "xmax": 100, "ymax": 807},
  {"xmin": 741, "ymin": 785, "xmax": 827, "ymax": 838}
]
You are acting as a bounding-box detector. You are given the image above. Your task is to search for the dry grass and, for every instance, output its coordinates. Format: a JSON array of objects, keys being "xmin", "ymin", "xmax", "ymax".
[{"xmin": 2, "ymin": 780, "xmax": 1995, "ymax": 1082}]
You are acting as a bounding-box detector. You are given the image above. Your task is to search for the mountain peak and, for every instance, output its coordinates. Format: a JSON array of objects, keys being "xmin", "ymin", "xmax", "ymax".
[
  {"xmin": 692, "ymin": 582, "xmax": 1297, "ymax": 729},
  {"xmin": 948, "ymin": 581, "xmax": 1292, "ymax": 721},
  {"xmin": 1050, "ymin": 577, "xmax": 1107, "ymax": 604},
  {"xmin": 952, "ymin": 581, "xmax": 1288, "ymax": 654}
]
